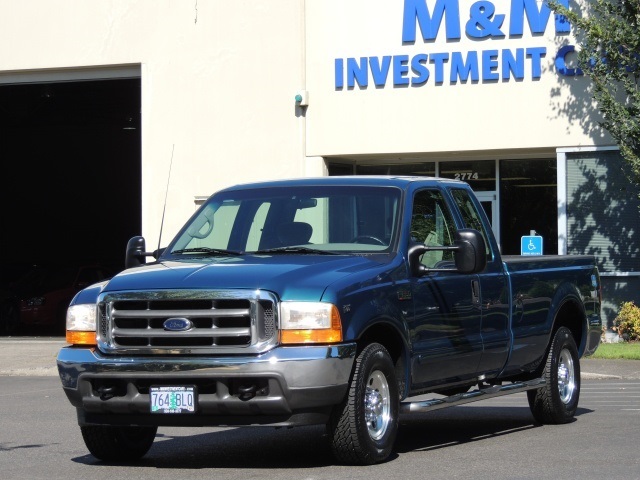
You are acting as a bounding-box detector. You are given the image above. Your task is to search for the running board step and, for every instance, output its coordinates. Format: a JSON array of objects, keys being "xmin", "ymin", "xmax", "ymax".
[{"xmin": 400, "ymin": 378, "xmax": 546, "ymax": 414}]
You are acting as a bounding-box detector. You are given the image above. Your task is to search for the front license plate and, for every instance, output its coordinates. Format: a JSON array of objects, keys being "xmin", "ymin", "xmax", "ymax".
[{"xmin": 150, "ymin": 386, "xmax": 196, "ymax": 414}]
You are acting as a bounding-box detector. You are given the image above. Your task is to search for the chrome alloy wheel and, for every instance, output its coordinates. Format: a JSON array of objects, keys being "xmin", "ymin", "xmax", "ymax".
[
  {"xmin": 364, "ymin": 370, "xmax": 391, "ymax": 440},
  {"xmin": 557, "ymin": 347, "xmax": 576, "ymax": 404}
]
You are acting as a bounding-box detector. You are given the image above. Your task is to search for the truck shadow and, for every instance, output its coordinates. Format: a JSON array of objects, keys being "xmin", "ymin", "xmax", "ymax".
[
  {"xmin": 73, "ymin": 425, "xmax": 336, "ymax": 469},
  {"xmin": 396, "ymin": 405, "xmax": 592, "ymax": 454},
  {"xmin": 70, "ymin": 406, "xmax": 593, "ymax": 468}
]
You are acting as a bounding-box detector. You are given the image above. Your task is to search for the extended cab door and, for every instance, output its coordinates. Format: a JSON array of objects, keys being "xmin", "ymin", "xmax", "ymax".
[{"xmin": 408, "ymin": 188, "xmax": 483, "ymax": 387}]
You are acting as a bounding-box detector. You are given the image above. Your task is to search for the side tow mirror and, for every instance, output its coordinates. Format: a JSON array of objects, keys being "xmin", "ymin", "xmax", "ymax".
[
  {"xmin": 408, "ymin": 243, "xmax": 429, "ymax": 277},
  {"xmin": 125, "ymin": 236, "xmax": 162, "ymax": 269},
  {"xmin": 453, "ymin": 229, "xmax": 487, "ymax": 274},
  {"xmin": 408, "ymin": 228, "xmax": 487, "ymax": 277}
]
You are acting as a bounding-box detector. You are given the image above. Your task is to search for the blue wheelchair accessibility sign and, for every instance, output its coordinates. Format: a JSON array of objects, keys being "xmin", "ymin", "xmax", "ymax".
[{"xmin": 521, "ymin": 235, "xmax": 543, "ymax": 256}]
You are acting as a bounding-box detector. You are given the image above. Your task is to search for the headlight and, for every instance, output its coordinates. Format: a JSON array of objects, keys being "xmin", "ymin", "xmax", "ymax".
[
  {"xmin": 65, "ymin": 304, "xmax": 97, "ymax": 346},
  {"xmin": 280, "ymin": 302, "xmax": 342, "ymax": 344}
]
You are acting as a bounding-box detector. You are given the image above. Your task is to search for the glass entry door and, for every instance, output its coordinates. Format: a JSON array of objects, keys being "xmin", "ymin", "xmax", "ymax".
[{"xmin": 474, "ymin": 191, "xmax": 499, "ymax": 249}]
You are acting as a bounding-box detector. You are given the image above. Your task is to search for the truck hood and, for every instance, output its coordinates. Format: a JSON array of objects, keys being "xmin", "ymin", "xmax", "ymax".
[{"xmin": 102, "ymin": 254, "xmax": 393, "ymax": 302}]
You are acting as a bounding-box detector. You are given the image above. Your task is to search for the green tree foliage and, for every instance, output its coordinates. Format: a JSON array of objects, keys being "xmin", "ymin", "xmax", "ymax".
[
  {"xmin": 613, "ymin": 301, "xmax": 640, "ymax": 341},
  {"xmin": 551, "ymin": 0, "xmax": 640, "ymax": 184}
]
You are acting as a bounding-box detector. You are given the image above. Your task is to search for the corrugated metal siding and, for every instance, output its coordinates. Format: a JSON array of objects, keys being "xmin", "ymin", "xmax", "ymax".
[{"xmin": 566, "ymin": 151, "xmax": 640, "ymax": 273}]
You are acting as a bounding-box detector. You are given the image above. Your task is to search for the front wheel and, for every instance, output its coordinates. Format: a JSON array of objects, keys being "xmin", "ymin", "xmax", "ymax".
[
  {"xmin": 80, "ymin": 425, "xmax": 158, "ymax": 461},
  {"xmin": 328, "ymin": 343, "xmax": 399, "ymax": 465},
  {"xmin": 527, "ymin": 326, "xmax": 580, "ymax": 424}
]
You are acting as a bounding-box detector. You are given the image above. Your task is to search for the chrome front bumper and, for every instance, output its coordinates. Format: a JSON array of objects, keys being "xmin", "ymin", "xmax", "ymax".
[{"xmin": 57, "ymin": 343, "xmax": 357, "ymax": 427}]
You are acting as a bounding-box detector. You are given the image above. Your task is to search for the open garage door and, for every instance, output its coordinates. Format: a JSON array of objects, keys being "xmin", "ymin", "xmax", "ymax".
[{"xmin": 0, "ymin": 78, "xmax": 141, "ymax": 334}]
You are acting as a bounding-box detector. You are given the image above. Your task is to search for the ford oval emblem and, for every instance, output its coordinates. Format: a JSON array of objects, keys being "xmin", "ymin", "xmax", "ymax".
[{"xmin": 163, "ymin": 318, "xmax": 193, "ymax": 331}]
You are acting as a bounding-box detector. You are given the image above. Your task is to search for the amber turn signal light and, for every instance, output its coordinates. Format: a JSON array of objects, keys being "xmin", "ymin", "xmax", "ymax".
[{"xmin": 66, "ymin": 330, "xmax": 97, "ymax": 346}]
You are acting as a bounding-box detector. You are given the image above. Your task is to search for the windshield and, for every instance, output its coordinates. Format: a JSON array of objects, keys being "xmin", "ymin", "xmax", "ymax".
[{"xmin": 168, "ymin": 185, "xmax": 401, "ymax": 255}]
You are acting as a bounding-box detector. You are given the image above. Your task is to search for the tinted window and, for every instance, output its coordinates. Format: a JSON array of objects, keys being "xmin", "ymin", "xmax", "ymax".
[{"xmin": 411, "ymin": 190, "xmax": 457, "ymax": 268}]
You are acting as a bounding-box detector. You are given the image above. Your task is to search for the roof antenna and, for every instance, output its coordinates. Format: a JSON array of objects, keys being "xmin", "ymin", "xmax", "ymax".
[{"xmin": 157, "ymin": 144, "xmax": 175, "ymax": 253}]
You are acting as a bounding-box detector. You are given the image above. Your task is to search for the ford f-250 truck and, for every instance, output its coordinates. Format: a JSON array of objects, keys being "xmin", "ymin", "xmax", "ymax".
[{"xmin": 57, "ymin": 176, "xmax": 601, "ymax": 465}]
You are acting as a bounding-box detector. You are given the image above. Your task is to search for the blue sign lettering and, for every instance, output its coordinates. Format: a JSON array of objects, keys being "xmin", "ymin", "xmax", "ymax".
[
  {"xmin": 466, "ymin": 1, "xmax": 505, "ymax": 39},
  {"xmin": 371, "ymin": 56, "xmax": 392, "ymax": 86},
  {"xmin": 411, "ymin": 54, "xmax": 430, "ymax": 84},
  {"xmin": 450, "ymin": 51, "xmax": 479, "ymax": 83},
  {"xmin": 526, "ymin": 47, "xmax": 546, "ymax": 78},
  {"xmin": 335, "ymin": 47, "xmax": 548, "ymax": 89},
  {"xmin": 430, "ymin": 53, "xmax": 450, "ymax": 83},
  {"xmin": 347, "ymin": 57, "xmax": 368, "ymax": 88},
  {"xmin": 335, "ymin": 59, "xmax": 344, "ymax": 88},
  {"xmin": 334, "ymin": 0, "xmax": 575, "ymax": 90},
  {"xmin": 393, "ymin": 55, "xmax": 410, "ymax": 85},
  {"xmin": 402, "ymin": 0, "xmax": 461, "ymax": 42},
  {"xmin": 482, "ymin": 50, "xmax": 500, "ymax": 81},
  {"xmin": 502, "ymin": 48, "xmax": 525, "ymax": 80},
  {"xmin": 509, "ymin": 0, "xmax": 570, "ymax": 36},
  {"xmin": 555, "ymin": 45, "xmax": 583, "ymax": 76},
  {"xmin": 403, "ymin": 0, "xmax": 570, "ymax": 42}
]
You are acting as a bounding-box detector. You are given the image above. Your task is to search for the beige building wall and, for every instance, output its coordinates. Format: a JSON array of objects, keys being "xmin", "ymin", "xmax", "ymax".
[{"xmin": 0, "ymin": 0, "xmax": 311, "ymax": 244}]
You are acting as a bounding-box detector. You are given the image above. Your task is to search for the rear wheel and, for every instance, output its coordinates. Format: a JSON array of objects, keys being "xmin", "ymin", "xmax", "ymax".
[
  {"xmin": 328, "ymin": 343, "xmax": 399, "ymax": 465},
  {"xmin": 527, "ymin": 327, "xmax": 580, "ymax": 424},
  {"xmin": 80, "ymin": 425, "xmax": 157, "ymax": 461}
]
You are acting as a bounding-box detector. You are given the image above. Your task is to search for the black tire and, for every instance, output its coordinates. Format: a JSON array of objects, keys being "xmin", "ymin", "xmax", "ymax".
[
  {"xmin": 328, "ymin": 343, "xmax": 399, "ymax": 465},
  {"xmin": 80, "ymin": 425, "xmax": 158, "ymax": 461},
  {"xmin": 527, "ymin": 326, "xmax": 580, "ymax": 424}
]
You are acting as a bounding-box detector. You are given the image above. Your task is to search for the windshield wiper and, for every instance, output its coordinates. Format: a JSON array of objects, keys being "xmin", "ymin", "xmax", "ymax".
[
  {"xmin": 252, "ymin": 246, "xmax": 340, "ymax": 255},
  {"xmin": 171, "ymin": 247, "xmax": 243, "ymax": 256}
]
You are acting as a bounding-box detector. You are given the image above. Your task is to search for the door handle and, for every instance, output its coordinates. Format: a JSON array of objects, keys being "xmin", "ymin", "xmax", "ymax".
[{"xmin": 471, "ymin": 280, "xmax": 480, "ymax": 306}]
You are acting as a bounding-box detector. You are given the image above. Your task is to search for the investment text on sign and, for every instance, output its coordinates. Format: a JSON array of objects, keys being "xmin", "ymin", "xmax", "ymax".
[{"xmin": 335, "ymin": 0, "xmax": 582, "ymax": 89}]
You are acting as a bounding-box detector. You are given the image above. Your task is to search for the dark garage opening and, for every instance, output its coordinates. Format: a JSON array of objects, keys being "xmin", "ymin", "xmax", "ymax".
[{"xmin": 0, "ymin": 78, "xmax": 141, "ymax": 334}]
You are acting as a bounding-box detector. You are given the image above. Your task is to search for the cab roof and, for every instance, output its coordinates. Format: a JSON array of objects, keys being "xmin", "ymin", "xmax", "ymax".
[{"xmin": 219, "ymin": 175, "xmax": 467, "ymax": 192}]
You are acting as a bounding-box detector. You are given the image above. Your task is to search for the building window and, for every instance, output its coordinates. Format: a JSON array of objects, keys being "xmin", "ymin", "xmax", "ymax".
[
  {"xmin": 327, "ymin": 162, "xmax": 435, "ymax": 177},
  {"xmin": 439, "ymin": 160, "xmax": 496, "ymax": 191},
  {"xmin": 499, "ymin": 159, "xmax": 557, "ymax": 255},
  {"xmin": 566, "ymin": 151, "xmax": 640, "ymax": 273},
  {"xmin": 327, "ymin": 163, "xmax": 354, "ymax": 176}
]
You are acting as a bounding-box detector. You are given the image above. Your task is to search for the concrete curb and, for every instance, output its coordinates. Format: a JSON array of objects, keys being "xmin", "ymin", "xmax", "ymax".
[
  {"xmin": 0, "ymin": 337, "xmax": 64, "ymax": 377},
  {"xmin": 0, "ymin": 367, "xmax": 58, "ymax": 376},
  {"xmin": 581, "ymin": 372, "xmax": 623, "ymax": 380}
]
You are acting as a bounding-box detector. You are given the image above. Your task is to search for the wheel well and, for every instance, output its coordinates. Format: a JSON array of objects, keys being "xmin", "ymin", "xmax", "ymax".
[
  {"xmin": 357, "ymin": 322, "xmax": 408, "ymax": 397},
  {"xmin": 553, "ymin": 299, "xmax": 586, "ymax": 355}
]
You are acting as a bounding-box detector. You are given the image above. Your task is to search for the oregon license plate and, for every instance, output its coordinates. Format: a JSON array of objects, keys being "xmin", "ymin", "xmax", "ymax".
[{"xmin": 150, "ymin": 386, "xmax": 196, "ymax": 414}]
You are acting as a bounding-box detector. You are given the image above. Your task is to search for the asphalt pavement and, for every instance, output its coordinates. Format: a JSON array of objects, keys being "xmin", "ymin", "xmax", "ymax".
[{"xmin": 1, "ymin": 336, "xmax": 639, "ymax": 379}]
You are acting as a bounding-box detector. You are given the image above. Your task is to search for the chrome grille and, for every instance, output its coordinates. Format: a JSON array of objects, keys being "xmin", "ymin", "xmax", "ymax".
[{"xmin": 97, "ymin": 290, "xmax": 278, "ymax": 355}]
